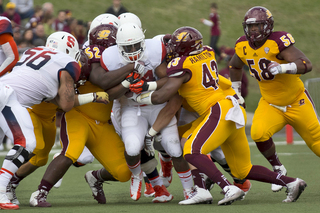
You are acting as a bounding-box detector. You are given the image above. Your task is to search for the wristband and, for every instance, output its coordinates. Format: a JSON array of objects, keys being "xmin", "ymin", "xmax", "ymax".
[
  {"xmin": 78, "ymin": 93, "xmax": 94, "ymax": 105},
  {"xmin": 137, "ymin": 91, "xmax": 154, "ymax": 105},
  {"xmin": 121, "ymin": 80, "xmax": 130, "ymax": 88},
  {"xmin": 280, "ymin": 62, "xmax": 297, "ymax": 74},
  {"xmin": 147, "ymin": 82, "xmax": 157, "ymax": 91},
  {"xmin": 148, "ymin": 127, "xmax": 158, "ymax": 137}
]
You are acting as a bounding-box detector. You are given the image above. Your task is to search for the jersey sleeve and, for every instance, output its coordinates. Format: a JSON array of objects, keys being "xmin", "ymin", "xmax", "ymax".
[
  {"xmin": 166, "ymin": 56, "xmax": 191, "ymax": 78},
  {"xmin": 268, "ymin": 31, "xmax": 295, "ymax": 52},
  {"xmin": 59, "ymin": 61, "xmax": 81, "ymax": 82}
]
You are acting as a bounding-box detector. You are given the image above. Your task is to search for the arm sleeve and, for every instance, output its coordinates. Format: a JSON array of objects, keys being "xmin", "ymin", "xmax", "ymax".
[{"xmin": 0, "ymin": 34, "xmax": 19, "ymax": 77}]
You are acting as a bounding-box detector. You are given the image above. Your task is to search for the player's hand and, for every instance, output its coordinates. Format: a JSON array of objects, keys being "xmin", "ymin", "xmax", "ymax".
[
  {"xmin": 134, "ymin": 61, "xmax": 145, "ymax": 76},
  {"xmin": 129, "ymin": 79, "xmax": 149, "ymax": 94},
  {"xmin": 121, "ymin": 72, "xmax": 140, "ymax": 88},
  {"xmin": 93, "ymin": 92, "xmax": 109, "ymax": 104},
  {"xmin": 144, "ymin": 133, "xmax": 155, "ymax": 156},
  {"xmin": 268, "ymin": 61, "xmax": 284, "ymax": 75},
  {"xmin": 154, "ymin": 132, "xmax": 162, "ymax": 143}
]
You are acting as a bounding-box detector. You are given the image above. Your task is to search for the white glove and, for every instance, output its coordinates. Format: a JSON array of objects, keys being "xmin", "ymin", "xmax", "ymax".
[
  {"xmin": 134, "ymin": 61, "xmax": 145, "ymax": 76},
  {"xmin": 231, "ymin": 81, "xmax": 245, "ymax": 105},
  {"xmin": 144, "ymin": 133, "xmax": 155, "ymax": 156},
  {"xmin": 268, "ymin": 61, "xmax": 285, "ymax": 75}
]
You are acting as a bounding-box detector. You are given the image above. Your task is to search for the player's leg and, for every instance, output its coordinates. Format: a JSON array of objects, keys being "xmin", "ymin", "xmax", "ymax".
[{"xmin": 251, "ymin": 98, "xmax": 288, "ymax": 192}]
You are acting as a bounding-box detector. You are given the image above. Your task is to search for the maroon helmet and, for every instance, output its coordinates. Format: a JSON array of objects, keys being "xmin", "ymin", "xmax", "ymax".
[
  {"xmin": 242, "ymin": 6, "xmax": 274, "ymax": 43},
  {"xmin": 168, "ymin": 26, "xmax": 203, "ymax": 57},
  {"xmin": 89, "ymin": 24, "xmax": 117, "ymax": 48},
  {"xmin": 77, "ymin": 49, "xmax": 91, "ymax": 86}
]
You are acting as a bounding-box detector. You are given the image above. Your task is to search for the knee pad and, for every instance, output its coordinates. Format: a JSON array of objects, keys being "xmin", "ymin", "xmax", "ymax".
[
  {"xmin": 5, "ymin": 145, "xmax": 29, "ymax": 168},
  {"xmin": 123, "ymin": 135, "xmax": 142, "ymax": 156}
]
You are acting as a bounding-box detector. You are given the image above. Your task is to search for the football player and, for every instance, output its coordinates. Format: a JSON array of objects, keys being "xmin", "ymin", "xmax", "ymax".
[
  {"xmin": 229, "ymin": 6, "xmax": 314, "ymax": 193},
  {"xmin": 0, "ymin": 31, "xmax": 108, "ymax": 210},
  {"xmin": 133, "ymin": 26, "xmax": 307, "ymax": 205}
]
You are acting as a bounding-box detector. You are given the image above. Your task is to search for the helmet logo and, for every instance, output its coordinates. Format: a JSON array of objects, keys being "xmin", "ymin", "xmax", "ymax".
[
  {"xmin": 266, "ymin": 10, "xmax": 272, "ymax": 18},
  {"xmin": 97, "ymin": 30, "xmax": 111, "ymax": 40},
  {"xmin": 66, "ymin": 36, "xmax": 75, "ymax": 48},
  {"xmin": 176, "ymin": 32, "xmax": 189, "ymax": 42}
]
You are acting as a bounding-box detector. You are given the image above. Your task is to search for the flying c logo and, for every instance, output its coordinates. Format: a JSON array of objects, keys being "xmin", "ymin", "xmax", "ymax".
[{"xmin": 98, "ymin": 30, "xmax": 111, "ymax": 40}]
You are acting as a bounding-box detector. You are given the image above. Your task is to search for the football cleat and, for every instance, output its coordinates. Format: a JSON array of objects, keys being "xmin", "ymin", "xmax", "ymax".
[
  {"xmin": 144, "ymin": 182, "xmax": 155, "ymax": 197},
  {"xmin": 84, "ymin": 171, "xmax": 106, "ymax": 204},
  {"xmin": 282, "ymin": 178, "xmax": 307, "ymax": 203},
  {"xmin": 0, "ymin": 188, "xmax": 19, "ymax": 210},
  {"xmin": 233, "ymin": 179, "xmax": 252, "ymax": 200},
  {"xmin": 152, "ymin": 185, "xmax": 173, "ymax": 203},
  {"xmin": 271, "ymin": 165, "xmax": 287, "ymax": 192},
  {"xmin": 53, "ymin": 153, "xmax": 63, "ymax": 188},
  {"xmin": 159, "ymin": 154, "xmax": 173, "ymax": 188},
  {"xmin": 130, "ymin": 171, "xmax": 143, "ymax": 201},
  {"xmin": 29, "ymin": 189, "xmax": 51, "ymax": 207},
  {"xmin": 179, "ymin": 186, "xmax": 213, "ymax": 205},
  {"xmin": 218, "ymin": 185, "xmax": 245, "ymax": 205},
  {"xmin": 6, "ymin": 182, "xmax": 19, "ymax": 205}
]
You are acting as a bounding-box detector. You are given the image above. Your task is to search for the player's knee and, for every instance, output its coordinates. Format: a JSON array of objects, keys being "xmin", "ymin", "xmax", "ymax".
[
  {"xmin": 64, "ymin": 153, "xmax": 78, "ymax": 163},
  {"xmin": 251, "ymin": 126, "xmax": 267, "ymax": 142},
  {"xmin": 5, "ymin": 145, "xmax": 29, "ymax": 167},
  {"xmin": 124, "ymin": 136, "xmax": 142, "ymax": 156}
]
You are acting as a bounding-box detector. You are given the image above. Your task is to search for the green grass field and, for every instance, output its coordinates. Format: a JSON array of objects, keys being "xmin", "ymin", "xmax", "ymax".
[
  {"xmin": 4, "ymin": 142, "xmax": 320, "ymax": 213},
  {"xmin": 2, "ymin": 0, "xmax": 319, "ymax": 212}
]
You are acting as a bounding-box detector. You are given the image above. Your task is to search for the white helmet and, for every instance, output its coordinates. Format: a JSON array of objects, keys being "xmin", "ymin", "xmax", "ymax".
[
  {"xmin": 46, "ymin": 31, "xmax": 80, "ymax": 61},
  {"xmin": 88, "ymin": 13, "xmax": 119, "ymax": 39},
  {"xmin": 116, "ymin": 23, "xmax": 145, "ymax": 62},
  {"xmin": 118, "ymin": 12, "xmax": 142, "ymax": 29}
]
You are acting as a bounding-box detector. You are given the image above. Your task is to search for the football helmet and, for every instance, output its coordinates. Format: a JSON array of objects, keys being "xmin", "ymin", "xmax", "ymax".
[
  {"xmin": 88, "ymin": 13, "xmax": 119, "ymax": 40},
  {"xmin": 89, "ymin": 24, "xmax": 117, "ymax": 48},
  {"xmin": 116, "ymin": 23, "xmax": 145, "ymax": 62},
  {"xmin": 242, "ymin": 6, "xmax": 274, "ymax": 43},
  {"xmin": 118, "ymin": 12, "xmax": 142, "ymax": 29},
  {"xmin": 46, "ymin": 31, "xmax": 80, "ymax": 61},
  {"xmin": 169, "ymin": 26, "xmax": 203, "ymax": 57},
  {"xmin": 76, "ymin": 49, "xmax": 91, "ymax": 86}
]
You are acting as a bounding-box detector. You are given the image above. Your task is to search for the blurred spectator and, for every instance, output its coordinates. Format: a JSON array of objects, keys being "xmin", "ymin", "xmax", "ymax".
[
  {"xmin": 105, "ymin": 0, "xmax": 128, "ymax": 16},
  {"xmin": 200, "ymin": 3, "xmax": 221, "ymax": 58},
  {"xmin": 42, "ymin": 14, "xmax": 55, "ymax": 35},
  {"xmin": 12, "ymin": 26, "xmax": 22, "ymax": 45},
  {"xmin": 25, "ymin": 5, "xmax": 43, "ymax": 29},
  {"xmin": 63, "ymin": 16, "xmax": 76, "ymax": 33},
  {"xmin": 2, "ymin": 2, "xmax": 21, "ymax": 28},
  {"xmin": 42, "ymin": 2, "xmax": 54, "ymax": 20},
  {"xmin": 52, "ymin": 10, "xmax": 67, "ymax": 31},
  {"xmin": 74, "ymin": 19, "xmax": 86, "ymax": 46},
  {"xmin": 10, "ymin": 0, "xmax": 34, "ymax": 20},
  {"xmin": 32, "ymin": 23, "xmax": 46, "ymax": 46},
  {"xmin": 218, "ymin": 46, "xmax": 248, "ymax": 99},
  {"xmin": 18, "ymin": 28, "xmax": 34, "ymax": 52}
]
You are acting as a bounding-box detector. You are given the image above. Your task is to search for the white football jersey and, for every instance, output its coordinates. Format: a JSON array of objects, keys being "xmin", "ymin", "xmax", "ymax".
[
  {"xmin": 0, "ymin": 47, "xmax": 80, "ymax": 107},
  {"xmin": 101, "ymin": 39, "xmax": 165, "ymax": 106}
]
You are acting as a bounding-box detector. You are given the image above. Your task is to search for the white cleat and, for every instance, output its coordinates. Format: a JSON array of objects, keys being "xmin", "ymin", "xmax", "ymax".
[
  {"xmin": 179, "ymin": 186, "xmax": 213, "ymax": 205},
  {"xmin": 271, "ymin": 165, "xmax": 287, "ymax": 192},
  {"xmin": 130, "ymin": 171, "xmax": 143, "ymax": 201},
  {"xmin": 218, "ymin": 185, "xmax": 245, "ymax": 205},
  {"xmin": 282, "ymin": 178, "xmax": 307, "ymax": 203}
]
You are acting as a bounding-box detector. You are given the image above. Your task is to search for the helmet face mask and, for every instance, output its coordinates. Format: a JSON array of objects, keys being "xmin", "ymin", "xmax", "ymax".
[
  {"xmin": 46, "ymin": 31, "xmax": 80, "ymax": 61},
  {"xmin": 242, "ymin": 6, "xmax": 274, "ymax": 44},
  {"xmin": 169, "ymin": 26, "xmax": 203, "ymax": 57},
  {"xmin": 116, "ymin": 23, "xmax": 145, "ymax": 62},
  {"xmin": 89, "ymin": 24, "xmax": 117, "ymax": 48}
]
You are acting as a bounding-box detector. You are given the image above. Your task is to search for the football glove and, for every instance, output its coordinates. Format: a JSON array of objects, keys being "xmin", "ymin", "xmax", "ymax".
[
  {"xmin": 268, "ymin": 61, "xmax": 285, "ymax": 75},
  {"xmin": 93, "ymin": 92, "xmax": 109, "ymax": 104},
  {"xmin": 129, "ymin": 79, "xmax": 148, "ymax": 94},
  {"xmin": 144, "ymin": 132, "xmax": 155, "ymax": 157},
  {"xmin": 134, "ymin": 60, "xmax": 145, "ymax": 76},
  {"xmin": 121, "ymin": 72, "xmax": 140, "ymax": 88},
  {"xmin": 231, "ymin": 81, "xmax": 245, "ymax": 106}
]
